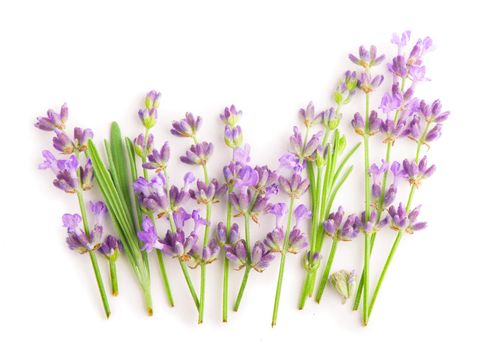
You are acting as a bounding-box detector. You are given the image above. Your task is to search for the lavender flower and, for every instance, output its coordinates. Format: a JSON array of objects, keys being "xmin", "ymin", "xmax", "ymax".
[
  {"xmin": 189, "ymin": 179, "xmax": 227, "ymax": 204},
  {"xmin": 34, "ymin": 103, "xmax": 68, "ymax": 131},
  {"xmin": 369, "ymin": 160, "xmax": 389, "ymax": 201},
  {"xmin": 137, "ymin": 216, "xmax": 162, "ymax": 252},
  {"xmin": 219, "ymin": 105, "xmax": 242, "ymax": 126},
  {"xmin": 299, "ymin": 102, "xmax": 321, "ymax": 127},
  {"xmin": 278, "ymin": 173, "xmax": 309, "ymax": 199},
  {"xmin": 63, "ymin": 213, "xmax": 103, "ymax": 253},
  {"xmin": 319, "ymin": 107, "xmax": 341, "ymax": 131},
  {"xmin": 99, "ymin": 235, "xmax": 122, "ymax": 260},
  {"xmin": 418, "ymin": 99, "xmax": 450, "ymax": 124},
  {"xmin": 171, "ymin": 112, "xmax": 202, "ymax": 138},
  {"xmin": 352, "ymin": 110, "xmax": 382, "ymax": 136},
  {"xmin": 73, "ymin": 127, "xmax": 94, "ymax": 152},
  {"xmin": 39, "ymin": 151, "xmax": 79, "ymax": 193},
  {"xmin": 180, "ymin": 142, "xmax": 213, "ymax": 165},
  {"xmin": 145, "ymin": 90, "xmax": 161, "ymax": 110},
  {"xmin": 224, "ymin": 125, "xmax": 243, "ymax": 148},
  {"xmin": 52, "ymin": 130, "xmax": 75, "ymax": 154},
  {"xmin": 138, "ymin": 108, "xmax": 157, "ymax": 129},
  {"xmin": 189, "ymin": 239, "xmax": 221, "ymax": 267},
  {"xmin": 334, "ymin": 71, "xmax": 358, "ymax": 106},
  {"xmin": 358, "ymin": 209, "xmax": 388, "ymax": 234},
  {"xmin": 216, "ymin": 222, "xmax": 240, "ymax": 246},
  {"xmin": 358, "ymin": 72, "xmax": 384, "ymax": 94},
  {"xmin": 225, "ymin": 240, "xmax": 275, "ymax": 272},
  {"xmin": 303, "ymin": 251, "xmax": 321, "ymax": 271},
  {"xmin": 402, "ymin": 156, "xmax": 436, "ymax": 187},
  {"xmin": 323, "ymin": 207, "xmax": 361, "ymax": 241},
  {"xmin": 349, "ymin": 45, "xmax": 385, "ymax": 69},
  {"xmin": 386, "ymin": 203, "xmax": 427, "ymax": 234},
  {"xmin": 80, "ymin": 158, "xmax": 94, "ymax": 191},
  {"xmin": 133, "ymin": 133, "xmax": 154, "ymax": 158},
  {"xmin": 142, "ymin": 142, "xmax": 170, "ymax": 172}
]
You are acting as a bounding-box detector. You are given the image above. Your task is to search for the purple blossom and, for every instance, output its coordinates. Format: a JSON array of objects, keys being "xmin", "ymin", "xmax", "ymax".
[
  {"xmin": 189, "ymin": 239, "xmax": 220, "ymax": 267},
  {"xmin": 233, "ymin": 144, "xmax": 251, "ymax": 165},
  {"xmin": 278, "ymin": 153, "xmax": 305, "ymax": 173},
  {"xmin": 224, "ymin": 125, "xmax": 243, "ymax": 149},
  {"xmin": 351, "ymin": 110, "xmax": 381, "ymax": 136},
  {"xmin": 254, "ymin": 165, "xmax": 278, "ymax": 195},
  {"xmin": 233, "ymin": 165, "xmax": 259, "ymax": 190},
  {"xmin": 63, "ymin": 213, "xmax": 103, "ymax": 253},
  {"xmin": 266, "ymin": 202, "xmax": 287, "ymax": 228},
  {"xmin": 299, "ymin": 102, "xmax": 322, "ymax": 127},
  {"xmin": 216, "ymin": 222, "xmax": 240, "ymax": 246},
  {"xmin": 145, "ymin": 90, "xmax": 161, "ymax": 110},
  {"xmin": 133, "ymin": 133, "xmax": 154, "ymax": 158},
  {"xmin": 287, "ymin": 228, "xmax": 308, "ymax": 253},
  {"xmin": 303, "ymin": 251, "xmax": 321, "ymax": 271},
  {"xmin": 138, "ymin": 108, "xmax": 157, "ymax": 129},
  {"xmin": 171, "ymin": 112, "xmax": 202, "ymax": 138},
  {"xmin": 89, "ymin": 200, "xmax": 107, "ymax": 218},
  {"xmin": 137, "ymin": 216, "xmax": 161, "ymax": 252},
  {"xmin": 219, "ymin": 105, "xmax": 242, "ymax": 126},
  {"xmin": 99, "ymin": 235, "xmax": 122, "ymax": 259},
  {"xmin": 349, "ymin": 45, "xmax": 385, "ymax": 68},
  {"xmin": 358, "ymin": 209, "xmax": 388, "ymax": 234},
  {"xmin": 294, "ymin": 204, "xmax": 311, "ymax": 227},
  {"xmin": 73, "ymin": 127, "xmax": 94, "ymax": 152},
  {"xmin": 402, "ymin": 156, "xmax": 436, "ymax": 187},
  {"xmin": 133, "ymin": 174, "xmax": 169, "ymax": 214},
  {"xmin": 80, "ymin": 158, "xmax": 94, "ymax": 191},
  {"xmin": 358, "ymin": 72, "xmax": 384, "ymax": 94},
  {"xmin": 180, "ymin": 142, "xmax": 213, "ymax": 165},
  {"xmin": 264, "ymin": 227, "xmax": 284, "ymax": 252},
  {"xmin": 278, "ymin": 173, "xmax": 309, "ymax": 198},
  {"xmin": 52, "ymin": 130, "xmax": 75, "ymax": 154},
  {"xmin": 323, "ymin": 207, "xmax": 360, "ymax": 241},
  {"xmin": 34, "ymin": 103, "xmax": 68, "ymax": 131},
  {"xmin": 319, "ymin": 107, "xmax": 341, "ymax": 130},
  {"xmin": 386, "ymin": 203, "xmax": 427, "ymax": 234},
  {"xmin": 189, "ymin": 178, "xmax": 227, "ymax": 204},
  {"xmin": 418, "ymin": 99, "xmax": 450, "ymax": 124},
  {"xmin": 335, "ymin": 71, "xmax": 358, "ymax": 105},
  {"xmin": 391, "ymin": 31, "xmax": 411, "ymax": 53},
  {"xmin": 39, "ymin": 151, "xmax": 80, "ymax": 193},
  {"xmin": 142, "ymin": 142, "xmax": 170, "ymax": 172},
  {"xmin": 225, "ymin": 240, "xmax": 275, "ymax": 272},
  {"xmin": 369, "ymin": 160, "xmax": 389, "ymax": 200}
]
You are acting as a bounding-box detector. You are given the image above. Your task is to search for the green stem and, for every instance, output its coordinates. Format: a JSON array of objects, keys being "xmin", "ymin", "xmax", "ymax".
[
  {"xmin": 222, "ymin": 198, "xmax": 232, "ymax": 322},
  {"xmin": 271, "ymin": 197, "xmax": 295, "ymax": 327},
  {"xmin": 109, "ymin": 260, "xmax": 118, "ymax": 296},
  {"xmin": 198, "ymin": 164, "xmax": 211, "ymax": 324},
  {"xmin": 180, "ymin": 259, "xmax": 200, "ymax": 308},
  {"xmin": 315, "ymin": 238, "xmax": 338, "ymax": 303},
  {"xmin": 362, "ymin": 92, "xmax": 371, "ymax": 326},
  {"xmin": 76, "ymin": 189, "xmax": 111, "ymax": 318},
  {"xmin": 233, "ymin": 267, "xmax": 252, "ymax": 311},
  {"xmin": 232, "ymin": 214, "xmax": 252, "ymax": 311}
]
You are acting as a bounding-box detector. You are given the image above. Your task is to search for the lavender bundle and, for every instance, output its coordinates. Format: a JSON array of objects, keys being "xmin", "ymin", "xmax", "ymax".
[
  {"xmin": 34, "ymin": 31, "xmax": 448, "ymax": 325},
  {"xmin": 348, "ymin": 31, "xmax": 448, "ymax": 324},
  {"xmin": 35, "ymin": 105, "xmax": 111, "ymax": 317}
]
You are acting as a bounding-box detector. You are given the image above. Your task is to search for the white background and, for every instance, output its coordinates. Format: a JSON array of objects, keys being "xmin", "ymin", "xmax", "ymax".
[{"xmin": 1, "ymin": 0, "xmax": 479, "ymax": 349}]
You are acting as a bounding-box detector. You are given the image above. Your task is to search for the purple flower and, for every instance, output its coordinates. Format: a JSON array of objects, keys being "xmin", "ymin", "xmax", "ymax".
[
  {"xmin": 223, "ymin": 161, "xmax": 243, "ymax": 186},
  {"xmin": 226, "ymin": 240, "xmax": 275, "ymax": 272},
  {"xmin": 319, "ymin": 107, "xmax": 341, "ymax": 130},
  {"xmin": 278, "ymin": 173, "xmax": 309, "ymax": 198},
  {"xmin": 386, "ymin": 203, "xmax": 427, "ymax": 234},
  {"xmin": 294, "ymin": 204, "xmax": 311, "ymax": 227},
  {"xmin": 63, "ymin": 213, "xmax": 103, "ymax": 253},
  {"xmin": 349, "ymin": 45, "xmax": 385, "ymax": 69},
  {"xmin": 216, "ymin": 222, "xmax": 240, "ymax": 246},
  {"xmin": 159, "ymin": 229, "xmax": 198, "ymax": 261},
  {"xmin": 189, "ymin": 178, "xmax": 227, "ymax": 204},
  {"xmin": 34, "ymin": 103, "xmax": 68, "ymax": 131},
  {"xmin": 142, "ymin": 142, "xmax": 170, "ymax": 172},
  {"xmin": 138, "ymin": 108, "xmax": 157, "ymax": 129},
  {"xmin": 73, "ymin": 127, "xmax": 94, "ymax": 152},
  {"xmin": 358, "ymin": 209, "xmax": 388, "ymax": 234},
  {"xmin": 133, "ymin": 133, "xmax": 154, "ymax": 158},
  {"xmin": 264, "ymin": 227, "xmax": 284, "ymax": 252},
  {"xmin": 233, "ymin": 144, "xmax": 251, "ymax": 165},
  {"xmin": 80, "ymin": 158, "xmax": 94, "ymax": 191},
  {"xmin": 145, "ymin": 90, "xmax": 161, "ymax": 110},
  {"xmin": 287, "ymin": 228, "xmax": 308, "ymax": 253},
  {"xmin": 369, "ymin": 160, "xmax": 389, "ymax": 200},
  {"xmin": 229, "ymin": 189, "xmax": 269, "ymax": 222},
  {"xmin": 391, "ymin": 31, "xmax": 411, "ymax": 53},
  {"xmin": 137, "ymin": 216, "xmax": 161, "ymax": 252},
  {"xmin": 219, "ymin": 105, "xmax": 242, "ymax": 126},
  {"xmin": 266, "ymin": 202, "xmax": 287, "ymax": 228},
  {"xmin": 334, "ymin": 71, "xmax": 358, "ymax": 105},
  {"xmin": 133, "ymin": 174, "xmax": 169, "ymax": 215},
  {"xmin": 233, "ymin": 165, "xmax": 259, "ymax": 190},
  {"xmin": 418, "ymin": 99, "xmax": 450, "ymax": 124},
  {"xmin": 99, "ymin": 235, "xmax": 122, "ymax": 260},
  {"xmin": 171, "ymin": 112, "xmax": 202, "ymax": 138},
  {"xmin": 89, "ymin": 200, "xmax": 107, "ymax": 218},
  {"xmin": 351, "ymin": 110, "xmax": 381, "ymax": 136},
  {"xmin": 254, "ymin": 165, "xmax": 278, "ymax": 194},
  {"xmin": 224, "ymin": 125, "xmax": 243, "ymax": 148},
  {"xmin": 402, "ymin": 156, "xmax": 436, "ymax": 188},
  {"xmin": 278, "ymin": 153, "xmax": 305, "ymax": 173},
  {"xmin": 39, "ymin": 152, "xmax": 80, "ymax": 193},
  {"xmin": 180, "ymin": 142, "xmax": 213, "ymax": 165},
  {"xmin": 387, "ymin": 55, "xmax": 408, "ymax": 78},
  {"xmin": 358, "ymin": 72, "xmax": 384, "ymax": 94},
  {"xmin": 323, "ymin": 207, "xmax": 360, "ymax": 241},
  {"xmin": 189, "ymin": 239, "xmax": 220, "ymax": 267},
  {"xmin": 52, "ymin": 130, "xmax": 75, "ymax": 154},
  {"xmin": 299, "ymin": 102, "xmax": 322, "ymax": 127}
]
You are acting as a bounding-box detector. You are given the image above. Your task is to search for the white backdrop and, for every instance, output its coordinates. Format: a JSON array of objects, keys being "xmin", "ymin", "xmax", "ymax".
[{"xmin": 1, "ymin": 0, "xmax": 478, "ymax": 349}]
